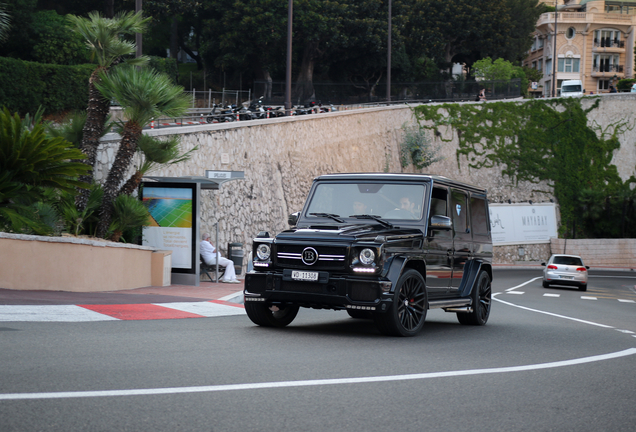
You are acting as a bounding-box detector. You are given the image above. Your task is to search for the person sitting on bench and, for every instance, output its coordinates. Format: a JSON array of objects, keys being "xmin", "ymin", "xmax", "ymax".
[{"xmin": 200, "ymin": 233, "xmax": 240, "ymax": 283}]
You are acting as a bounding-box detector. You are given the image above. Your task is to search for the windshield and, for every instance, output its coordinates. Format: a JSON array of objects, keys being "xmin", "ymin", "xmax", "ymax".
[
  {"xmin": 305, "ymin": 182, "xmax": 427, "ymax": 221},
  {"xmin": 562, "ymin": 85, "xmax": 581, "ymax": 92}
]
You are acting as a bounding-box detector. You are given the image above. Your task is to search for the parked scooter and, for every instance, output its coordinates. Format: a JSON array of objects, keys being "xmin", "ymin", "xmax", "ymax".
[{"xmin": 206, "ymin": 104, "xmax": 236, "ymax": 123}]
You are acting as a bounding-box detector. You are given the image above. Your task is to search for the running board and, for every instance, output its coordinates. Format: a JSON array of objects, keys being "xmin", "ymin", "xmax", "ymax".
[{"xmin": 428, "ymin": 298, "xmax": 472, "ymax": 310}]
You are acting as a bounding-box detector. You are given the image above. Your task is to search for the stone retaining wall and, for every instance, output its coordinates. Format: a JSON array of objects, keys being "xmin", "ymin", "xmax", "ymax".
[
  {"xmin": 96, "ymin": 95, "xmax": 636, "ymax": 267},
  {"xmin": 550, "ymin": 238, "xmax": 636, "ymax": 268}
]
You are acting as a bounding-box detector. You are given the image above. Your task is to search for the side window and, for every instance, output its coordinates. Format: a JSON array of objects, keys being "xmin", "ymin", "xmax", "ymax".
[
  {"xmin": 430, "ymin": 188, "xmax": 448, "ymax": 217},
  {"xmin": 450, "ymin": 189, "xmax": 468, "ymax": 233},
  {"xmin": 470, "ymin": 196, "xmax": 490, "ymax": 235},
  {"xmin": 429, "ymin": 187, "xmax": 450, "ymax": 238}
]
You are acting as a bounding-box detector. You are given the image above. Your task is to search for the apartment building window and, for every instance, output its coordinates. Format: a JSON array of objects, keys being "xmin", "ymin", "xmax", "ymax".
[
  {"xmin": 532, "ymin": 61, "xmax": 537, "ymax": 70},
  {"xmin": 538, "ymin": 37, "xmax": 544, "ymax": 49},
  {"xmin": 538, "ymin": 59, "xmax": 543, "ymax": 72},
  {"xmin": 598, "ymin": 80, "xmax": 611, "ymax": 91},
  {"xmin": 545, "ymin": 59, "xmax": 552, "ymax": 76},
  {"xmin": 593, "ymin": 54, "xmax": 621, "ymax": 72},
  {"xmin": 566, "ymin": 27, "xmax": 576, "ymax": 39},
  {"xmin": 558, "ymin": 57, "xmax": 580, "ymax": 73},
  {"xmin": 594, "ymin": 29, "xmax": 623, "ymax": 47}
]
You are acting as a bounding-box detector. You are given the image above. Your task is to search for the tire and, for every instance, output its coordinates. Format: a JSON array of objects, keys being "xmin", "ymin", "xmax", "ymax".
[
  {"xmin": 457, "ymin": 271, "xmax": 492, "ymax": 326},
  {"xmin": 206, "ymin": 116, "xmax": 214, "ymax": 123},
  {"xmin": 374, "ymin": 269, "xmax": 427, "ymax": 337},
  {"xmin": 347, "ymin": 309, "xmax": 373, "ymax": 320},
  {"xmin": 245, "ymin": 302, "xmax": 299, "ymax": 328},
  {"xmin": 579, "ymin": 284, "xmax": 587, "ymax": 292},
  {"xmin": 542, "ymin": 280, "xmax": 550, "ymax": 288}
]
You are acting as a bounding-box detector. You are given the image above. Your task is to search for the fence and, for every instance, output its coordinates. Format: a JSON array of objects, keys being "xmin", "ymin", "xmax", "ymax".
[
  {"xmin": 253, "ymin": 79, "xmax": 522, "ymax": 106},
  {"xmin": 186, "ymin": 89, "xmax": 252, "ymax": 109}
]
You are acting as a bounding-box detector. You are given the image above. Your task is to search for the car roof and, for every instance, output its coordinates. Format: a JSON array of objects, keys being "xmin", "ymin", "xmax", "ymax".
[
  {"xmin": 550, "ymin": 254, "xmax": 583, "ymax": 258},
  {"xmin": 313, "ymin": 173, "xmax": 488, "ymax": 194}
]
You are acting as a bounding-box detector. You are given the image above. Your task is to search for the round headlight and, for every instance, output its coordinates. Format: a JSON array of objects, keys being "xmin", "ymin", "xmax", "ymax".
[
  {"xmin": 256, "ymin": 244, "xmax": 271, "ymax": 260},
  {"xmin": 359, "ymin": 248, "xmax": 375, "ymax": 265}
]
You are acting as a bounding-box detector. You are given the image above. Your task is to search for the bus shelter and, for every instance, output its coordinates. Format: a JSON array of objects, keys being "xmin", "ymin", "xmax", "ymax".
[{"xmin": 140, "ymin": 170, "xmax": 244, "ymax": 286}]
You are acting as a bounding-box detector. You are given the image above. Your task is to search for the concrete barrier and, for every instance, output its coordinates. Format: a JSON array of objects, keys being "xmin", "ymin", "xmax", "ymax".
[{"xmin": 0, "ymin": 233, "xmax": 171, "ymax": 292}]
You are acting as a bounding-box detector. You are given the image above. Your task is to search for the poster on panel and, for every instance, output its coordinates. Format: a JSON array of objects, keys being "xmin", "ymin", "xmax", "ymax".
[
  {"xmin": 489, "ymin": 203, "xmax": 558, "ymax": 245},
  {"xmin": 142, "ymin": 184, "xmax": 195, "ymax": 270}
]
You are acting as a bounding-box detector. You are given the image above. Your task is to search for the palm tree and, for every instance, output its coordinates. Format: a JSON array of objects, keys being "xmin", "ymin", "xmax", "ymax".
[
  {"xmin": 94, "ymin": 65, "xmax": 190, "ymax": 238},
  {"xmin": 67, "ymin": 10, "xmax": 150, "ymax": 211},
  {"xmin": 118, "ymin": 134, "xmax": 197, "ymax": 196},
  {"xmin": 0, "ymin": 2, "xmax": 10, "ymax": 43}
]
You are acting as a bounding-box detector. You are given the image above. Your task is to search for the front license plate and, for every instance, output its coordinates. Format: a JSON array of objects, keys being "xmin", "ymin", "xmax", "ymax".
[{"xmin": 291, "ymin": 271, "xmax": 319, "ymax": 281}]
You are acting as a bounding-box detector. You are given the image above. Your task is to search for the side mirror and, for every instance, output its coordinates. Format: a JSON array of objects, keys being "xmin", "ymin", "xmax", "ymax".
[
  {"xmin": 429, "ymin": 215, "xmax": 452, "ymax": 230},
  {"xmin": 288, "ymin": 211, "xmax": 300, "ymax": 226}
]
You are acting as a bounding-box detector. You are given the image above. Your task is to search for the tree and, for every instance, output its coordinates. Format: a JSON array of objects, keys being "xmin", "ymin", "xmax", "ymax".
[
  {"xmin": 473, "ymin": 57, "xmax": 516, "ymax": 81},
  {"xmin": 93, "ymin": 65, "xmax": 190, "ymax": 238},
  {"xmin": 0, "ymin": 2, "xmax": 10, "ymax": 42},
  {"xmin": 67, "ymin": 10, "xmax": 150, "ymax": 211},
  {"xmin": 118, "ymin": 134, "xmax": 196, "ymax": 196},
  {"xmin": 0, "ymin": 107, "xmax": 90, "ymax": 234},
  {"xmin": 404, "ymin": 0, "xmax": 542, "ymax": 73}
]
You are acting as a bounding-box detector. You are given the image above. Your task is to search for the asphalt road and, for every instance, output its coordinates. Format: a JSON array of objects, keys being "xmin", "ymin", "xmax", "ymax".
[{"xmin": 1, "ymin": 268, "xmax": 635, "ymax": 432}]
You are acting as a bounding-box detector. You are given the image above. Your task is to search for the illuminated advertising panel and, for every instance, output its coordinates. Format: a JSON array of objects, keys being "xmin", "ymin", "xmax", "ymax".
[{"xmin": 142, "ymin": 184, "xmax": 196, "ymax": 270}]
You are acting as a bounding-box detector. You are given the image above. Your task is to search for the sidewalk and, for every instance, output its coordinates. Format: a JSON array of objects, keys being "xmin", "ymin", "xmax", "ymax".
[{"xmin": 0, "ymin": 279, "xmax": 245, "ymax": 322}]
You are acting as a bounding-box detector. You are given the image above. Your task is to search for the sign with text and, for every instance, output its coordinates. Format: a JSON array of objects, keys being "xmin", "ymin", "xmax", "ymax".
[{"xmin": 489, "ymin": 203, "xmax": 558, "ymax": 245}]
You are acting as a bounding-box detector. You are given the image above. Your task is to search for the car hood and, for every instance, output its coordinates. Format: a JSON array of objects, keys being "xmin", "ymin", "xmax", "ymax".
[{"xmin": 275, "ymin": 223, "xmax": 423, "ymax": 243}]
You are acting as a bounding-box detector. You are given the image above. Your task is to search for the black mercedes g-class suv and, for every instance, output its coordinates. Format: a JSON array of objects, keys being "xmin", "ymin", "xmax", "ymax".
[{"xmin": 244, "ymin": 173, "xmax": 493, "ymax": 337}]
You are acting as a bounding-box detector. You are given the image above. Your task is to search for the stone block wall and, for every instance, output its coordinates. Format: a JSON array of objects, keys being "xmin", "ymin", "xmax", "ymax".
[
  {"xmin": 550, "ymin": 238, "xmax": 636, "ymax": 268},
  {"xmin": 95, "ymin": 95, "xmax": 636, "ymax": 269}
]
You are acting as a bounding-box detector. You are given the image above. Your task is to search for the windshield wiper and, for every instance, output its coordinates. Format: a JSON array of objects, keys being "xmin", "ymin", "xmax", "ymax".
[
  {"xmin": 349, "ymin": 214, "xmax": 393, "ymax": 228},
  {"xmin": 309, "ymin": 212, "xmax": 344, "ymax": 223}
]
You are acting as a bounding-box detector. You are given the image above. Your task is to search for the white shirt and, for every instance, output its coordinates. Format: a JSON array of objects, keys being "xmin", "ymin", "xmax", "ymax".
[{"xmin": 201, "ymin": 239, "xmax": 220, "ymax": 264}]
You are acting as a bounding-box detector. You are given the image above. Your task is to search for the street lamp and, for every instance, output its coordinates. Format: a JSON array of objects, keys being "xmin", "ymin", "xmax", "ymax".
[
  {"xmin": 285, "ymin": 0, "xmax": 293, "ymax": 116},
  {"xmin": 386, "ymin": 0, "xmax": 391, "ymax": 104},
  {"xmin": 551, "ymin": 1, "xmax": 558, "ymax": 97}
]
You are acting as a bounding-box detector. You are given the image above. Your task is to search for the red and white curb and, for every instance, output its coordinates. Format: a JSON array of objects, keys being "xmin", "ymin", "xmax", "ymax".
[{"xmin": 0, "ymin": 294, "xmax": 245, "ymax": 322}]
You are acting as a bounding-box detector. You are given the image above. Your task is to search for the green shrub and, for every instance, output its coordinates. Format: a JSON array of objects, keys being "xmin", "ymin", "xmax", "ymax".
[
  {"xmin": 149, "ymin": 56, "xmax": 179, "ymax": 82},
  {"xmin": 616, "ymin": 78, "xmax": 636, "ymax": 92},
  {"xmin": 0, "ymin": 57, "xmax": 93, "ymax": 115}
]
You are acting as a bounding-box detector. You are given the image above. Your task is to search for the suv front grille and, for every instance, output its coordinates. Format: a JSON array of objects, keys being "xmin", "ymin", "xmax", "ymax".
[{"xmin": 276, "ymin": 244, "xmax": 347, "ymax": 270}]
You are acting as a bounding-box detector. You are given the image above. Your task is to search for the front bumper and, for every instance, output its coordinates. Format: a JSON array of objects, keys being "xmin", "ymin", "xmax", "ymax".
[{"xmin": 244, "ymin": 271, "xmax": 392, "ymax": 312}]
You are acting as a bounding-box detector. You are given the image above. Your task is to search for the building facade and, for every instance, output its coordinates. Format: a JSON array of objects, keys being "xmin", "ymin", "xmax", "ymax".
[{"xmin": 524, "ymin": 0, "xmax": 636, "ymax": 96}]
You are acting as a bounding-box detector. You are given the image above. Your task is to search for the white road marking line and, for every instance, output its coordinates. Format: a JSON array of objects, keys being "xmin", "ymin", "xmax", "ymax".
[
  {"xmin": 581, "ymin": 296, "xmax": 598, "ymax": 300},
  {"xmin": 218, "ymin": 291, "xmax": 244, "ymax": 302},
  {"xmin": 155, "ymin": 302, "xmax": 245, "ymax": 317},
  {"xmin": 506, "ymin": 276, "xmax": 542, "ymax": 292},
  {"xmin": 616, "ymin": 329, "xmax": 634, "ymax": 334},
  {"xmin": 543, "ymin": 293, "xmax": 560, "ymax": 297},
  {"xmin": 617, "ymin": 299, "xmax": 635, "ymax": 303},
  {"xmin": 506, "ymin": 291, "xmax": 524, "ymax": 295},
  {"xmin": 492, "ymin": 294, "xmax": 615, "ymax": 329},
  {"xmin": 1, "ymin": 348, "xmax": 634, "ymax": 401},
  {"xmin": 0, "ymin": 305, "xmax": 119, "ymax": 322}
]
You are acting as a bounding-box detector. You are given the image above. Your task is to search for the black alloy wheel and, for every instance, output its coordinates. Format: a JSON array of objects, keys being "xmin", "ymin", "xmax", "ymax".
[
  {"xmin": 375, "ymin": 269, "xmax": 428, "ymax": 337},
  {"xmin": 457, "ymin": 270, "xmax": 492, "ymax": 325},
  {"xmin": 245, "ymin": 302, "xmax": 300, "ymax": 327}
]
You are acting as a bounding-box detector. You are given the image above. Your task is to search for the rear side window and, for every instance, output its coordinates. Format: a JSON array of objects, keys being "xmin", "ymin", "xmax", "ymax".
[
  {"xmin": 470, "ymin": 197, "xmax": 489, "ymax": 235},
  {"xmin": 450, "ymin": 189, "xmax": 468, "ymax": 233}
]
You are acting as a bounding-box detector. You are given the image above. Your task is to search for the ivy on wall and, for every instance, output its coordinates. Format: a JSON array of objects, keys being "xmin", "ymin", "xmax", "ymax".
[{"xmin": 413, "ymin": 98, "xmax": 635, "ymax": 238}]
